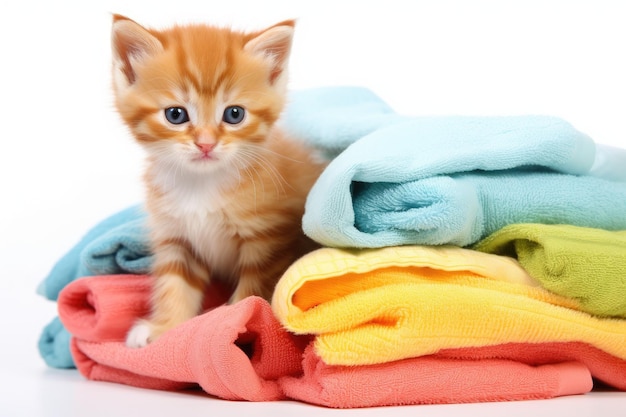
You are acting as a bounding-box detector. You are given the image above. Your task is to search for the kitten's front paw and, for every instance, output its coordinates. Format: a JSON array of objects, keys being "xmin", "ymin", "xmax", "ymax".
[{"xmin": 126, "ymin": 320, "xmax": 155, "ymax": 348}]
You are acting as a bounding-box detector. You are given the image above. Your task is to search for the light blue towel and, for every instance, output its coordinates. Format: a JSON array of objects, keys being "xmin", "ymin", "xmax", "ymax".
[
  {"xmin": 353, "ymin": 170, "xmax": 626, "ymax": 247},
  {"xmin": 37, "ymin": 205, "xmax": 152, "ymax": 301},
  {"xmin": 288, "ymin": 87, "xmax": 626, "ymax": 248},
  {"xmin": 283, "ymin": 86, "xmax": 407, "ymax": 159},
  {"xmin": 37, "ymin": 204, "xmax": 152, "ymax": 368}
]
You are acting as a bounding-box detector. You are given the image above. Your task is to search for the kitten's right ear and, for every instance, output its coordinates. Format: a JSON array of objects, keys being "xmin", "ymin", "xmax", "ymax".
[{"xmin": 111, "ymin": 14, "xmax": 163, "ymax": 87}]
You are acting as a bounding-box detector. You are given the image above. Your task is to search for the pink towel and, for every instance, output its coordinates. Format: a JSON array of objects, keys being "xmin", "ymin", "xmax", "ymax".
[
  {"xmin": 59, "ymin": 275, "xmax": 307, "ymax": 401},
  {"xmin": 58, "ymin": 274, "xmax": 231, "ymax": 341},
  {"xmin": 280, "ymin": 345, "xmax": 592, "ymax": 408},
  {"xmin": 282, "ymin": 341, "xmax": 626, "ymax": 408},
  {"xmin": 58, "ymin": 275, "xmax": 625, "ymax": 407}
]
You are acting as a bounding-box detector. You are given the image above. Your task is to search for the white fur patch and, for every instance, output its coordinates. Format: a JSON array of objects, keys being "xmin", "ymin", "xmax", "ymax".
[{"xmin": 126, "ymin": 320, "xmax": 153, "ymax": 348}]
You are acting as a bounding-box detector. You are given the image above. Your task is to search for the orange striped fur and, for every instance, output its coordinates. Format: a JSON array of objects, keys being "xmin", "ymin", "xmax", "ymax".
[{"xmin": 111, "ymin": 15, "xmax": 325, "ymax": 347}]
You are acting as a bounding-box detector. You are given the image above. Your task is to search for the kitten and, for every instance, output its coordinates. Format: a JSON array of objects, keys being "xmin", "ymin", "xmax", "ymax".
[{"xmin": 110, "ymin": 15, "xmax": 325, "ymax": 347}]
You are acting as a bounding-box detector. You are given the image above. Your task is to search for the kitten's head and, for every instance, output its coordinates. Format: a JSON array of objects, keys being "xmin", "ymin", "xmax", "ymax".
[{"xmin": 111, "ymin": 15, "xmax": 294, "ymax": 174}]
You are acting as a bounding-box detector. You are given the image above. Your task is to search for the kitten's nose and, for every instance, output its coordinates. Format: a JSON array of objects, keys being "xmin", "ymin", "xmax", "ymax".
[
  {"xmin": 195, "ymin": 128, "xmax": 216, "ymax": 154},
  {"xmin": 196, "ymin": 142, "xmax": 215, "ymax": 154}
]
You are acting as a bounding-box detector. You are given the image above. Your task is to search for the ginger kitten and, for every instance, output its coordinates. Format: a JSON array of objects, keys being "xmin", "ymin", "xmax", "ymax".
[{"xmin": 110, "ymin": 15, "xmax": 324, "ymax": 347}]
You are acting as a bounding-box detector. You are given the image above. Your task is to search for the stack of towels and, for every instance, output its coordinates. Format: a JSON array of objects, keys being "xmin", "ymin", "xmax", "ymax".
[{"xmin": 38, "ymin": 87, "xmax": 626, "ymax": 407}]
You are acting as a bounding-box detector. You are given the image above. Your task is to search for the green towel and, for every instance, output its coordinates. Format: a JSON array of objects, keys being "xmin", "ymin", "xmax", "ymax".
[{"xmin": 473, "ymin": 224, "xmax": 626, "ymax": 319}]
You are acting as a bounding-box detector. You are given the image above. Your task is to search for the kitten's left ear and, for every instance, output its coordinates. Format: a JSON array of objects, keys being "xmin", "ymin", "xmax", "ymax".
[{"xmin": 244, "ymin": 20, "xmax": 295, "ymax": 84}]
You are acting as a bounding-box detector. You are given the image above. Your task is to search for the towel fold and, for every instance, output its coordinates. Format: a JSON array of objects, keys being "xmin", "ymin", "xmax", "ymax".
[
  {"xmin": 38, "ymin": 317, "xmax": 74, "ymax": 369},
  {"xmin": 59, "ymin": 274, "xmax": 233, "ymax": 341},
  {"xmin": 58, "ymin": 276, "xmax": 307, "ymax": 401},
  {"xmin": 272, "ymin": 246, "xmax": 626, "ymax": 366},
  {"xmin": 280, "ymin": 345, "xmax": 593, "ymax": 408},
  {"xmin": 349, "ymin": 170, "xmax": 626, "ymax": 247},
  {"xmin": 473, "ymin": 224, "xmax": 626, "ymax": 318},
  {"xmin": 287, "ymin": 87, "xmax": 626, "ymax": 248},
  {"xmin": 283, "ymin": 86, "xmax": 407, "ymax": 159},
  {"xmin": 283, "ymin": 340, "xmax": 626, "ymax": 408},
  {"xmin": 37, "ymin": 204, "xmax": 150, "ymax": 301}
]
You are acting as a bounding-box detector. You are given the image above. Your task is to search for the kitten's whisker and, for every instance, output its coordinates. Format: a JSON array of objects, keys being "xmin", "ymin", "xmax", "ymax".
[{"xmin": 237, "ymin": 147, "xmax": 289, "ymax": 196}]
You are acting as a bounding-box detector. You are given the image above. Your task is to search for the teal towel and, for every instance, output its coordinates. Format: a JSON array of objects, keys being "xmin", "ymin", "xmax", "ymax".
[
  {"xmin": 37, "ymin": 205, "xmax": 151, "ymax": 301},
  {"xmin": 38, "ymin": 317, "xmax": 74, "ymax": 369},
  {"xmin": 288, "ymin": 87, "xmax": 626, "ymax": 248}
]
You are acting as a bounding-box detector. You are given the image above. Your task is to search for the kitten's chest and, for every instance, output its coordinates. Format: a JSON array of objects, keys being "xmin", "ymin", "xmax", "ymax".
[
  {"xmin": 159, "ymin": 182, "xmax": 245, "ymax": 277},
  {"xmin": 183, "ymin": 209, "xmax": 239, "ymax": 277}
]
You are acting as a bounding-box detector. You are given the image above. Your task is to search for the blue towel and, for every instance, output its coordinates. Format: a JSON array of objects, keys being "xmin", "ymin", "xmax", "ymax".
[
  {"xmin": 38, "ymin": 317, "xmax": 74, "ymax": 369},
  {"xmin": 288, "ymin": 87, "xmax": 626, "ymax": 248},
  {"xmin": 353, "ymin": 170, "xmax": 626, "ymax": 247},
  {"xmin": 37, "ymin": 204, "xmax": 152, "ymax": 368},
  {"xmin": 37, "ymin": 205, "xmax": 152, "ymax": 301},
  {"xmin": 283, "ymin": 86, "xmax": 407, "ymax": 159}
]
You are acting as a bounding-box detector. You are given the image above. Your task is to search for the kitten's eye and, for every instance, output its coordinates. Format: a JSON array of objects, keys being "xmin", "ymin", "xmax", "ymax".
[
  {"xmin": 164, "ymin": 107, "xmax": 190, "ymax": 125},
  {"xmin": 222, "ymin": 106, "xmax": 245, "ymax": 125}
]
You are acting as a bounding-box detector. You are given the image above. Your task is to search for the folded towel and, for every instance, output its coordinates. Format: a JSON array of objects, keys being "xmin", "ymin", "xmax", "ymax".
[
  {"xmin": 38, "ymin": 317, "xmax": 74, "ymax": 369},
  {"xmin": 282, "ymin": 340, "xmax": 626, "ymax": 408},
  {"xmin": 44, "ymin": 274, "xmax": 232, "ymax": 368},
  {"xmin": 590, "ymin": 144, "xmax": 626, "ymax": 181},
  {"xmin": 272, "ymin": 246, "xmax": 626, "ymax": 366},
  {"xmin": 286, "ymin": 87, "xmax": 626, "ymax": 248},
  {"xmin": 280, "ymin": 345, "xmax": 593, "ymax": 408},
  {"xmin": 283, "ymin": 86, "xmax": 407, "ymax": 159},
  {"xmin": 37, "ymin": 204, "xmax": 150, "ymax": 301},
  {"xmin": 59, "ymin": 274, "xmax": 232, "ymax": 341},
  {"xmin": 349, "ymin": 170, "xmax": 626, "ymax": 247},
  {"xmin": 58, "ymin": 275, "xmax": 306, "ymax": 401},
  {"xmin": 439, "ymin": 341, "xmax": 626, "ymax": 392},
  {"xmin": 473, "ymin": 224, "xmax": 626, "ymax": 318}
]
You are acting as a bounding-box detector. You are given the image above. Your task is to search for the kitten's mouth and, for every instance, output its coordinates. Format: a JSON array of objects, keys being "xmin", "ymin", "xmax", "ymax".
[{"xmin": 192, "ymin": 152, "xmax": 217, "ymax": 162}]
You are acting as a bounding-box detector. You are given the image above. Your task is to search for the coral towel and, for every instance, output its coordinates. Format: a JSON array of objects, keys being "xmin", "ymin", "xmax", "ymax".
[{"xmin": 59, "ymin": 275, "xmax": 306, "ymax": 401}]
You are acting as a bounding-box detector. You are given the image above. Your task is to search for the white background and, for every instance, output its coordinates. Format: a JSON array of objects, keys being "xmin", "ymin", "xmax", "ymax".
[{"xmin": 1, "ymin": 0, "xmax": 625, "ymax": 415}]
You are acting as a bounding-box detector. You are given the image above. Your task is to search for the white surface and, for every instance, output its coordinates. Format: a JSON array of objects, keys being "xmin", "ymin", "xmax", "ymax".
[{"xmin": 1, "ymin": 0, "xmax": 625, "ymax": 415}]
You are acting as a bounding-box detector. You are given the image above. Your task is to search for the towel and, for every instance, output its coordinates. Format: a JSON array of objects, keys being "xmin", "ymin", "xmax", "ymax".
[
  {"xmin": 473, "ymin": 224, "xmax": 626, "ymax": 318},
  {"xmin": 286, "ymin": 87, "xmax": 626, "ymax": 248},
  {"xmin": 59, "ymin": 275, "xmax": 307, "ymax": 401},
  {"xmin": 283, "ymin": 86, "xmax": 407, "ymax": 159},
  {"xmin": 590, "ymin": 143, "xmax": 626, "ymax": 181},
  {"xmin": 272, "ymin": 246, "xmax": 626, "ymax": 366},
  {"xmin": 37, "ymin": 204, "xmax": 151, "ymax": 301},
  {"xmin": 279, "ymin": 345, "xmax": 593, "ymax": 408},
  {"xmin": 286, "ymin": 86, "xmax": 626, "ymax": 180},
  {"xmin": 59, "ymin": 274, "xmax": 232, "ymax": 341},
  {"xmin": 45, "ymin": 273, "xmax": 231, "ymax": 369},
  {"xmin": 348, "ymin": 170, "xmax": 626, "ymax": 247},
  {"xmin": 38, "ymin": 317, "xmax": 74, "ymax": 369},
  {"xmin": 282, "ymin": 340, "xmax": 626, "ymax": 408}
]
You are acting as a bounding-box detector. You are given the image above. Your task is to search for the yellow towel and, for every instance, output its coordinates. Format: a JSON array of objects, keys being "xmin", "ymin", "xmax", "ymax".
[{"xmin": 272, "ymin": 246, "xmax": 626, "ymax": 366}]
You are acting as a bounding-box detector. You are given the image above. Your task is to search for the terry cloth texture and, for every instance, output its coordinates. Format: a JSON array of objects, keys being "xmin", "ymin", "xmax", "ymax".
[
  {"xmin": 473, "ymin": 224, "xmax": 626, "ymax": 318},
  {"xmin": 285, "ymin": 87, "xmax": 626, "ymax": 248},
  {"xmin": 37, "ymin": 204, "xmax": 150, "ymax": 301},
  {"xmin": 272, "ymin": 246, "xmax": 626, "ymax": 366}
]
